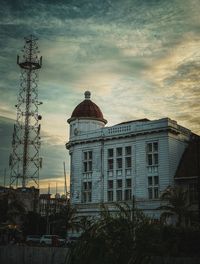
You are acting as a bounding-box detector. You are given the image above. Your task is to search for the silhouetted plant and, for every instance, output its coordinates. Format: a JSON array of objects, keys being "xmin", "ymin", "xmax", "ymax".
[
  {"xmin": 6, "ymin": 191, "xmax": 26, "ymax": 227},
  {"xmin": 66, "ymin": 199, "xmax": 200, "ymax": 264},
  {"xmin": 69, "ymin": 202, "xmax": 154, "ymax": 264},
  {"xmin": 158, "ymin": 186, "xmax": 190, "ymax": 227},
  {"xmin": 51, "ymin": 199, "xmax": 79, "ymax": 236}
]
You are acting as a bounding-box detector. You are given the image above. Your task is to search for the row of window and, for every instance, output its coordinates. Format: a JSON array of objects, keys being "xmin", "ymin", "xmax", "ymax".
[
  {"xmin": 108, "ymin": 146, "xmax": 132, "ymax": 172},
  {"xmin": 108, "ymin": 189, "xmax": 132, "ymax": 201},
  {"xmin": 83, "ymin": 142, "xmax": 159, "ymax": 173},
  {"xmin": 108, "ymin": 146, "xmax": 132, "ymax": 157},
  {"xmin": 108, "ymin": 157, "xmax": 132, "ymax": 170},
  {"xmin": 82, "ymin": 185, "xmax": 198, "ymax": 203},
  {"xmin": 108, "ymin": 179, "xmax": 132, "ymax": 189},
  {"xmin": 81, "ymin": 142, "xmax": 159, "ymax": 202},
  {"xmin": 82, "ymin": 175, "xmax": 159, "ymax": 203},
  {"xmin": 82, "ymin": 189, "xmax": 132, "ymax": 203}
]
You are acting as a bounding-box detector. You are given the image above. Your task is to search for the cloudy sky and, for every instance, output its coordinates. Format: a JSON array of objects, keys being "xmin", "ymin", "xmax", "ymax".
[{"xmin": 0, "ymin": 0, "xmax": 200, "ymax": 194}]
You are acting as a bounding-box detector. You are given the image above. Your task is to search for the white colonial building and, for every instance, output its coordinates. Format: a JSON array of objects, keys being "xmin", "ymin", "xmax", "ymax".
[{"xmin": 66, "ymin": 91, "xmax": 196, "ymax": 218}]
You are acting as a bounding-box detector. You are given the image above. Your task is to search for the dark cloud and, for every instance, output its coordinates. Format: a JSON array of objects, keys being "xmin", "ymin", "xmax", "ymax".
[
  {"xmin": 0, "ymin": 116, "xmax": 14, "ymax": 185},
  {"xmin": 40, "ymin": 143, "xmax": 68, "ymax": 179},
  {"xmin": 0, "ymin": 0, "xmax": 200, "ymax": 191}
]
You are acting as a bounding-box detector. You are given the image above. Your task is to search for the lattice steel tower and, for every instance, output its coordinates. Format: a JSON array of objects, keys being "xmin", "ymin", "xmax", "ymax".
[{"xmin": 9, "ymin": 35, "xmax": 43, "ymax": 188}]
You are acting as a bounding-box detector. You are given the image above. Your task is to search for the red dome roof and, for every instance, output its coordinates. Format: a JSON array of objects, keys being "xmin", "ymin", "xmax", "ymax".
[{"xmin": 68, "ymin": 91, "xmax": 107, "ymax": 124}]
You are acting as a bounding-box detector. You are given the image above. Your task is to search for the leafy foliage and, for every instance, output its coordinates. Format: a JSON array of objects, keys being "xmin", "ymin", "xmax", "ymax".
[
  {"xmin": 49, "ymin": 199, "xmax": 79, "ymax": 236},
  {"xmin": 69, "ymin": 202, "xmax": 154, "ymax": 264},
  {"xmin": 159, "ymin": 186, "xmax": 190, "ymax": 226},
  {"xmin": 0, "ymin": 193, "xmax": 8, "ymax": 224},
  {"xmin": 66, "ymin": 201, "xmax": 200, "ymax": 264}
]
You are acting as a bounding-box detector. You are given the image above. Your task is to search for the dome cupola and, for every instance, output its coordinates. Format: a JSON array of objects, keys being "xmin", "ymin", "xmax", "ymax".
[{"xmin": 68, "ymin": 91, "xmax": 107, "ymax": 124}]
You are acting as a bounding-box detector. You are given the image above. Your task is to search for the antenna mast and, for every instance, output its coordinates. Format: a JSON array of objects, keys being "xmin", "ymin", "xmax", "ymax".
[{"xmin": 9, "ymin": 35, "xmax": 43, "ymax": 188}]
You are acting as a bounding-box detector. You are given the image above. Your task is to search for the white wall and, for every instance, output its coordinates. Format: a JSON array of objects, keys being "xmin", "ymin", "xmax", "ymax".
[{"xmin": 67, "ymin": 117, "xmax": 192, "ymax": 216}]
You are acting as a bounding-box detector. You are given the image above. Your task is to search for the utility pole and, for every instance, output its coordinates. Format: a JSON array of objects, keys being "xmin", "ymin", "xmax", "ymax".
[
  {"xmin": 63, "ymin": 162, "xmax": 67, "ymax": 197},
  {"xmin": 9, "ymin": 35, "xmax": 42, "ymax": 188},
  {"xmin": 46, "ymin": 183, "xmax": 50, "ymax": 234},
  {"xmin": 4, "ymin": 168, "xmax": 6, "ymax": 187},
  {"xmin": 132, "ymin": 194, "xmax": 136, "ymax": 241}
]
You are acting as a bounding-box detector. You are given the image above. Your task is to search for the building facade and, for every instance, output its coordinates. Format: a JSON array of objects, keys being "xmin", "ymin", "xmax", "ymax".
[
  {"xmin": 0, "ymin": 186, "xmax": 39, "ymax": 213},
  {"xmin": 39, "ymin": 193, "xmax": 67, "ymax": 217},
  {"xmin": 66, "ymin": 91, "xmax": 196, "ymax": 217}
]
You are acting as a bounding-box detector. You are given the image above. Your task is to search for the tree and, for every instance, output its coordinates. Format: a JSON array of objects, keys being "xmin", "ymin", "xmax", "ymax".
[
  {"xmin": 6, "ymin": 190, "xmax": 26, "ymax": 227},
  {"xmin": 0, "ymin": 192, "xmax": 8, "ymax": 224},
  {"xmin": 69, "ymin": 202, "xmax": 154, "ymax": 264},
  {"xmin": 51, "ymin": 199, "xmax": 79, "ymax": 236},
  {"xmin": 23, "ymin": 211, "xmax": 45, "ymax": 235},
  {"xmin": 159, "ymin": 186, "xmax": 190, "ymax": 227}
]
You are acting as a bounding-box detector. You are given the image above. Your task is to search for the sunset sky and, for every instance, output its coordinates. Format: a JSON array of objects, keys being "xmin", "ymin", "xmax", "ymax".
[{"xmin": 0, "ymin": 0, "xmax": 200, "ymax": 194}]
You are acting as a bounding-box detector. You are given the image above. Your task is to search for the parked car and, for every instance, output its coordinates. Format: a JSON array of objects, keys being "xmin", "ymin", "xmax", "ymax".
[
  {"xmin": 66, "ymin": 236, "xmax": 79, "ymax": 247},
  {"xmin": 65, "ymin": 230, "xmax": 82, "ymax": 247},
  {"xmin": 40, "ymin": 235, "xmax": 65, "ymax": 246},
  {"xmin": 26, "ymin": 235, "xmax": 41, "ymax": 245}
]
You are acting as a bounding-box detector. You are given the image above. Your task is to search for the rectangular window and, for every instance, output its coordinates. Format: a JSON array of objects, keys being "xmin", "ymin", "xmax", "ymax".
[
  {"xmin": 116, "ymin": 147, "xmax": 122, "ymax": 156},
  {"xmin": 148, "ymin": 177, "xmax": 153, "ymax": 186},
  {"xmin": 82, "ymin": 181, "xmax": 92, "ymax": 203},
  {"xmin": 83, "ymin": 192, "xmax": 92, "ymax": 203},
  {"xmin": 147, "ymin": 154, "xmax": 153, "ymax": 166},
  {"xmin": 154, "ymin": 154, "xmax": 158, "ymax": 165},
  {"xmin": 107, "ymin": 149, "xmax": 114, "ymax": 175},
  {"xmin": 154, "ymin": 188, "xmax": 159, "ymax": 199},
  {"xmin": 116, "ymin": 190, "xmax": 122, "ymax": 201},
  {"xmin": 125, "ymin": 157, "xmax": 131, "ymax": 168},
  {"xmin": 126, "ymin": 179, "xmax": 132, "ymax": 188},
  {"xmin": 107, "ymin": 178, "xmax": 114, "ymax": 207},
  {"xmin": 84, "ymin": 152, "xmax": 87, "ymax": 160},
  {"xmin": 108, "ymin": 159, "xmax": 113, "ymax": 170},
  {"xmin": 83, "ymin": 181, "xmax": 92, "ymax": 190},
  {"xmin": 83, "ymin": 151, "xmax": 93, "ymax": 172},
  {"xmin": 125, "ymin": 146, "xmax": 132, "ymax": 156},
  {"xmin": 117, "ymin": 158, "xmax": 122, "ymax": 169},
  {"xmin": 126, "ymin": 169, "xmax": 131, "ymax": 176},
  {"xmin": 147, "ymin": 143, "xmax": 152, "ymax": 152},
  {"xmin": 125, "ymin": 178, "xmax": 132, "ymax": 201},
  {"xmin": 154, "ymin": 176, "xmax": 159, "ymax": 185},
  {"xmin": 88, "ymin": 161, "xmax": 92, "ymax": 171},
  {"xmin": 84, "ymin": 161, "xmax": 92, "ymax": 172},
  {"xmin": 108, "ymin": 170, "xmax": 113, "ymax": 177},
  {"xmin": 153, "ymin": 142, "xmax": 158, "ymax": 152},
  {"xmin": 148, "ymin": 188, "xmax": 153, "ymax": 199},
  {"xmin": 108, "ymin": 180, "xmax": 113, "ymax": 189},
  {"xmin": 107, "ymin": 191, "xmax": 113, "ymax": 202},
  {"xmin": 84, "ymin": 151, "xmax": 92, "ymax": 160},
  {"xmin": 146, "ymin": 142, "xmax": 159, "ymax": 166},
  {"xmin": 117, "ymin": 179, "xmax": 122, "ymax": 188},
  {"xmin": 124, "ymin": 189, "xmax": 132, "ymax": 200},
  {"xmin": 148, "ymin": 176, "xmax": 159, "ymax": 199},
  {"xmin": 83, "ymin": 193, "xmax": 89, "ymax": 203},
  {"xmin": 108, "ymin": 149, "xmax": 114, "ymax": 158},
  {"xmin": 116, "ymin": 170, "xmax": 122, "ymax": 176},
  {"xmin": 83, "ymin": 182, "xmax": 87, "ymax": 190}
]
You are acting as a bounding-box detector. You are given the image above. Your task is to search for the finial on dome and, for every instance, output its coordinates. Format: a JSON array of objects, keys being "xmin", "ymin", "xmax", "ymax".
[{"xmin": 84, "ymin": 91, "xmax": 91, "ymax": 100}]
